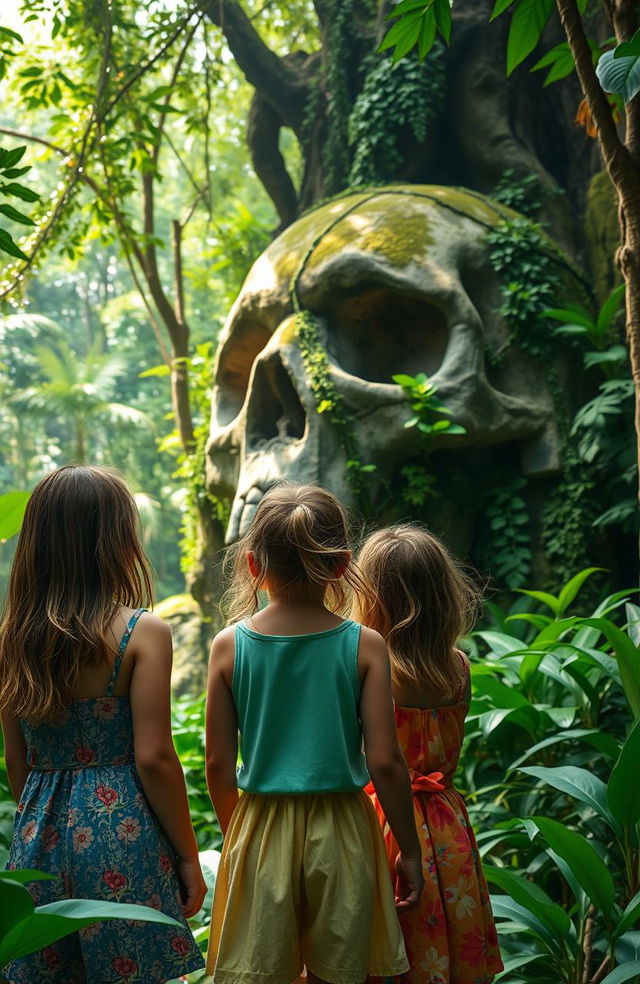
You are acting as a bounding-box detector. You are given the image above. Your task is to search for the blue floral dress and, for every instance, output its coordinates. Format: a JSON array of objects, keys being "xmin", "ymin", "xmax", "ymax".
[{"xmin": 5, "ymin": 609, "xmax": 204, "ymax": 984}]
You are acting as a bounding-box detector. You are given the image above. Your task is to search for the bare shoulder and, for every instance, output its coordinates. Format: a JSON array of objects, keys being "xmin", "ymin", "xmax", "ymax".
[
  {"xmin": 129, "ymin": 613, "xmax": 172, "ymax": 669},
  {"xmin": 209, "ymin": 625, "xmax": 236, "ymax": 677},
  {"xmin": 356, "ymin": 623, "xmax": 389, "ymax": 669},
  {"xmin": 136, "ymin": 611, "xmax": 172, "ymax": 643}
]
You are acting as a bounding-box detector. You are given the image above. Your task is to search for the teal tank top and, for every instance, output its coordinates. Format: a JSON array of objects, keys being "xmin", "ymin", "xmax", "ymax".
[{"xmin": 232, "ymin": 619, "xmax": 370, "ymax": 794}]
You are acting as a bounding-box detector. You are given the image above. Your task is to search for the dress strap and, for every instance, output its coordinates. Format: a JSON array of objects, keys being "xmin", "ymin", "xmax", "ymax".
[{"xmin": 105, "ymin": 609, "xmax": 147, "ymax": 697}]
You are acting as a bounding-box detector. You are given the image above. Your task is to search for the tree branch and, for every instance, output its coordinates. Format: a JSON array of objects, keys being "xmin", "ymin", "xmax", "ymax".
[
  {"xmin": 202, "ymin": 0, "xmax": 308, "ymax": 126},
  {"xmin": 0, "ymin": 13, "xmax": 113, "ymax": 299},
  {"xmin": 102, "ymin": 4, "xmax": 202, "ymax": 122},
  {"xmin": 141, "ymin": 171, "xmax": 188, "ymax": 353},
  {"xmin": 0, "ymin": 127, "xmax": 66, "ymax": 157},
  {"xmin": 247, "ymin": 90, "xmax": 299, "ymax": 227},
  {"xmin": 153, "ymin": 12, "xmax": 204, "ymax": 166}
]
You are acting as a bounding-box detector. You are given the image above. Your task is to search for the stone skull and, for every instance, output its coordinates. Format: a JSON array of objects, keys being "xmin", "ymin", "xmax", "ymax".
[{"xmin": 206, "ymin": 186, "xmax": 581, "ymax": 542}]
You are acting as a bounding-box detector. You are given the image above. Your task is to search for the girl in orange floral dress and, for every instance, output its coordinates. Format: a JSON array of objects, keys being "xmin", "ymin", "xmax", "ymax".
[{"xmin": 353, "ymin": 525, "xmax": 503, "ymax": 984}]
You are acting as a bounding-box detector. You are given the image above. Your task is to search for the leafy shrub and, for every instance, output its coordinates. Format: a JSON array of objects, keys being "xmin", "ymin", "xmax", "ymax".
[{"xmin": 462, "ymin": 569, "xmax": 639, "ymax": 983}]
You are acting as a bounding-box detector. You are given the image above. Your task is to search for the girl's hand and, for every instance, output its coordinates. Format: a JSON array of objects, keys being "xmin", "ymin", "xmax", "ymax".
[
  {"xmin": 177, "ymin": 856, "xmax": 207, "ymax": 918},
  {"xmin": 394, "ymin": 851, "xmax": 424, "ymax": 912}
]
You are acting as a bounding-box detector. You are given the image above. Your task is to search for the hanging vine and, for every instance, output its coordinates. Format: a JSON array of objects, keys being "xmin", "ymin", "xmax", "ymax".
[{"xmin": 348, "ymin": 46, "xmax": 445, "ymax": 188}]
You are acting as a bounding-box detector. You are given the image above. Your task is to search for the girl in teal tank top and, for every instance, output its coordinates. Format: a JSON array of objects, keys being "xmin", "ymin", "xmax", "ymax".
[{"xmin": 205, "ymin": 483, "xmax": 424, "ymax": 984}]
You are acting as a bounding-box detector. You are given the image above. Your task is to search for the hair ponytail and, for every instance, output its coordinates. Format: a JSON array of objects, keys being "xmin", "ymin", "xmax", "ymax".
[{"xmin": 223, "ymin": 483, "xmax": 364, "ymax": 623}]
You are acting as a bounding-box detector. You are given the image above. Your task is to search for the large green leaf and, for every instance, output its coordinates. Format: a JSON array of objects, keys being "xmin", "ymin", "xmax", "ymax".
[
  {"xmin": 509, "ymin": 729, "xmax": 620, "ymax": 770},
  {"xmin": 0, "ymin": 896, "xmax": 182, "ymax": 965},
  {"xmin": 578, "ymin": 618, "xmax": 640, "ymax": 719},
  {"xmin": 494, "ymin": 954, "xmax": 544, "ymax": 980},
  {"xmin": 532, "ymin": 617, "xmax": 580, "ymax": 646},
  {"xmin": 0, "ymin": 870, "xmax": 56, "ymax": 884},
  {"xmin": 545, "ymin": 848, "xmax": 587, "ymax": 913},
  {"xmin": 0, "ymin": 491, "xmax": 30, "ymax": 541},
  {"xmin": 507, "ymin": 0, "xmax": 554, "ymax": 75},
  {"xmin": 615, "ymin": 890, "xmax": 640, "ymax": 941},
  {"xmin": 489, "ymin": 894, "xmax": 559, "ymax": 950},
  {"xmin": 598, "ymin": 962, "xmax": 640, "ymax": 984},
  {"xmin": 0, "ymin": 880, "xmax": 32, "ymax": 941},
  {"xmin": 475, "ymin": 630, "xmax": 526, "ymax": 655},
  {"xmin": 520, "ymin": 765, "xmax": 619, "ymax": 832},
  {"xmin": 516, "ymin": 588, "xmax": 560, "ymax": 615},
  {"xmin": 472, "ymin": 675, "xmax": 530, "ymax": 708},
  {"xmin": 608, "ymin": 719, "xmax": 640, "ymax": 834},
  {"xmin": 557, "ymin": 568, "xmax": 605, "ymax": 616},
  {"xmin": 597, "ymin": 49, "xmax": 640, "ymax": 102},
  {"xmin": 531, "ymin": 816, "xmax": 616, "ymax": 915},
  {"xmin": 478, "ymin": 705, "xmax": 538, "ymax": 737},
  {"xmin": 491, "ymin": 0, "xmax": 516, "ymax": 19},
  {"xmin": 485, "ymin": 866, "xmax": 572, "ymax": 941}
]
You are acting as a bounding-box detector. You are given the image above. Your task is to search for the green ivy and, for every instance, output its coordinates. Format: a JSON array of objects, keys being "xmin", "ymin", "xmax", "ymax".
[
  {"xmin": 291, "ymin": 308, "xmax": 374, "ymax": 512},
  {"xmin": 487, "ymin": 216, "xmax": 561, "ymax": 359},
  {"xmin": 321, "ymin": 0, "xmax": 355, "ymax": 195},
  {"xmin": 399, "ymin": 462, "xmax": 438, "ymax": 508},
  {"xmin": 541, "ymin": 449, "xmax": 598, "ymax": 587},
  {"xmin": 492, "ymin": 168, "xmax": 556, "ymax": 220},
  {"xmin": 483, "ymin": 475, "xmax": 532, "ymax": 589},
  {"xmin": 348, "ymin": 48, "xmax": 444, "ymax": 187},
  {"xmin": 486, "ymin": 202, "xmax": 602, "ymax": 585}
]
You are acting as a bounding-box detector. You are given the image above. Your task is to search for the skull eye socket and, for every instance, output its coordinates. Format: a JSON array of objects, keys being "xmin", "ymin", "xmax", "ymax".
[
  {"xmin": 216, "ymin": 320, "xmax": 271, "ymax": 425},
  {"xmin": 325, "ymin": 288, "xmax": 448, "ymax": 384}
]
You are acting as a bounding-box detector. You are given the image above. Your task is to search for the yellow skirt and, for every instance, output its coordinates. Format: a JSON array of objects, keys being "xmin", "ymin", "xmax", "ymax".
[{"xmin": 206, "ymin": 790, "xmax": 408, "ymax": 984}]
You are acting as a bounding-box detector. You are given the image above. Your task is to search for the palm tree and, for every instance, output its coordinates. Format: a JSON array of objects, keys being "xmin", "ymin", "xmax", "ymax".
[{"xmin": 12, "ymin": 338, "xmax": 149, "ymax": 462}]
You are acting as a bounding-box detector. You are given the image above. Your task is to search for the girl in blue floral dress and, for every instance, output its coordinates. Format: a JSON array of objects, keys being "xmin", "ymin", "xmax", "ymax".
[{"xmin": 0, "ymin": 464, "xmax": 206, "ymax": 984}]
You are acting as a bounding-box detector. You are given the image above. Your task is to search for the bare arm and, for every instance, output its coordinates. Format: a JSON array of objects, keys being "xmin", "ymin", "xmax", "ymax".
[
  {"xmin": 359, "ymin": 626, "xmax": 423, "ymax": 909},
  {"xmin": 205, "ymin": 626, "xmax": 239, "ymax": 838},
  {"xmin": 130, "ymin": 613, "xmax": 205, "ymax": 916},
  {"xmin": 1, "ymin": 710, "xmax": 29, "ymax": 802}
]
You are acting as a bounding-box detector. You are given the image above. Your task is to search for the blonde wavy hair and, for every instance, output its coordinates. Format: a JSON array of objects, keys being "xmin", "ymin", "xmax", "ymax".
[
  {"xmin": 0, "ymin": 465, "xmax": 153, "ymax": 722},
  {"xmin": 353, "ymin": 524, "xmax": 480, "ymax": 702},
  {"xmin": 223, "ymin": 483, "xmax": 365, "ymax": 623}
]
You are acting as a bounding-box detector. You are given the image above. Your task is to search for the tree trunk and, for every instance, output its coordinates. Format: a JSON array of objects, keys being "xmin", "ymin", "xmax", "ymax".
[
  {"xmin": 619, "ymin": 198, "xmax": 640, "ymax": 531},
  {"xmin": 555, "ymin": 0, "xmax": 640, "ymax": 549}
]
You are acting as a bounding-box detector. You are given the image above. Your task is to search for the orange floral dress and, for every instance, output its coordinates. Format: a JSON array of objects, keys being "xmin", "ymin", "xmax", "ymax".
[{"xmin": 367, "ymin": 662, "xmax": 503, "ymax": 984}]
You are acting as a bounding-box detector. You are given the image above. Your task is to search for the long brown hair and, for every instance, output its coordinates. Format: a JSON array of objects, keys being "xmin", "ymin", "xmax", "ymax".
[
  {"xmin": 0, "ymin": 465, "xmax": 153, "ymax": 722},
  {"xmin": 223, "ymin": 482, "xmax": 365, "ymax": 623},
  {"xmin": 353, "ymin": 524, "xmax": 480, "ymax": 701}
]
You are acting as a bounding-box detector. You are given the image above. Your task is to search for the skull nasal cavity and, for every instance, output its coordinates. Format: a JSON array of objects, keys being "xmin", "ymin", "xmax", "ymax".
[
  {"xmin": 246, "ymin": 357, "xmax": 306, "ymax": 446},
  {"xmin": 329, "ymin": 288, "xmax": 448, "ymax": 383}
]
